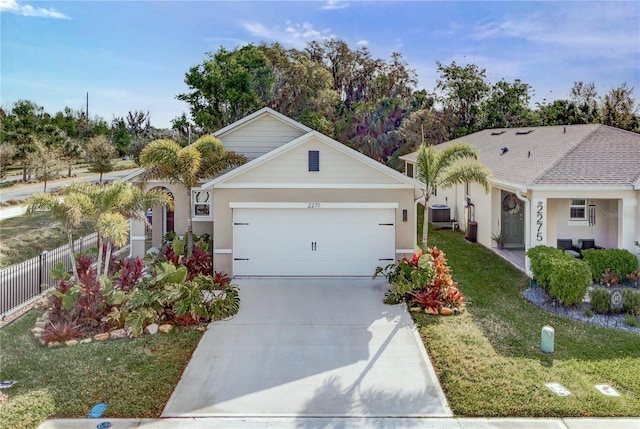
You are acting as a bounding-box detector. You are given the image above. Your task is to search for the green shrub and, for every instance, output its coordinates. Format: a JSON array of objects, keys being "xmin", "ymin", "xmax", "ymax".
[
  {"xmin": 622, "ymin": 289, "xmax": 640, "ymax": 315},
  {"xmin": 526, "ymin": 245, "xmax": 566, "ymax": 289},
  {"xmin": 590, "ymin": 287, "xmax": 611, "ymax": 314},
  {"xmin": 547, "ymin": 258, "xmax": 592, "ymax": 306},
  {"xmin": 582, "ymin": 248, "xmax": 639, "ymax": 281}
]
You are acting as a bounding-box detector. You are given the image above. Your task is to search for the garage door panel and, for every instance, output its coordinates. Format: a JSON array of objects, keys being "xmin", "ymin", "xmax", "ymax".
[{"xmin": 233, "ymin": 208, "xmax": 395, "ymax": 276}]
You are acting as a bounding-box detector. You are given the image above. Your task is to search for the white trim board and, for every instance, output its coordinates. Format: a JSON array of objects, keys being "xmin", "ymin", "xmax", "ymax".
[
  {"xmin": 230, "ymin": 202, "xmax": 399, "ymax": 209},
  {"xmin": 216, "ymin": 183, "xmax": 414, "ymax": 189}
]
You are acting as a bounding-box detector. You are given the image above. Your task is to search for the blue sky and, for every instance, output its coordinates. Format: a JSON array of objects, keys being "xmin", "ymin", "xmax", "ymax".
[{"xmin": 2, "ymin": 0, "xmax": 639, "ymax": 128}]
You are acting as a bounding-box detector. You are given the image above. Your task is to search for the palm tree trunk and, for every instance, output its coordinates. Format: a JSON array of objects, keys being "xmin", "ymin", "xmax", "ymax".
[
  {"xmin": 67, "ymin": 228, "xmax": 79, "ymax": 281},
  {"xmin": 104, "ymin": 240, "xmax": 112, "ymax": 277},
  {"xmin": 421, "ymin": 196, "xmax": 430, "ymax": 250},
  {"xmin": 96, "ymin": 236, "xmax": 103, "ymax": 277},
  {"xmin": 186, "ymin": 186, "xmax": 194, "ymax": 254}
]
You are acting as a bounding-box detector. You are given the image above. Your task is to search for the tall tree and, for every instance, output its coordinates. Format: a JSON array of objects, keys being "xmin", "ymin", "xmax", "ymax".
[
  {"xmin": 177, "ymin": 45, "xmax": 274, "ymax": 132},
  {"xmin": 483, "ymin": 79, "xmax": 538, "ymax": 128},
  {"xmin": 600, "ymin": 83, "xmax": 637, "ymax": 131},
  {"xmin": 0, "ymin": 142, "xmax": 16, "ymax": 180},
  {"xmin": 436, "ymin": 61, "xmax": 490, "ymax": 137},
  {"xmin": 85, "ymin": 135, "xmax": 117, "ymax": 183},
  {"xmin": 139, "ymin": 136, "xmax": 246, "ymax": 251},
  {"xmin": 415, "ymin": 142, "xmax": 492, "ymax": 249},
  {"xmin": 27, "ymin": 139, "xmax": 64, "ymax": 192}
]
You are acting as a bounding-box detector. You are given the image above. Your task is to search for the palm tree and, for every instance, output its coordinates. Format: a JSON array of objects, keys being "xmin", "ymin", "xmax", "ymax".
[
  {"xmin": 62, "ymin": 181, "xmax": 173, "ymax": 276},
  {"xmin": 139, "ymin": 135, "xmax": 246, "ymax": 251},
  {"xmin": 415, "ymin": 142, "xmax": 492, "ymax": 249},
  {"xmin": 26, "ymin": 192, "xmax": 93, "ymax": 280}
]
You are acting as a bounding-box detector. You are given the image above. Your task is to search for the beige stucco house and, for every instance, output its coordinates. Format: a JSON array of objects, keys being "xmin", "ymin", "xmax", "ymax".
[
  {"xmin": 401, "ymin": 124, "xmax": 640, "ymax": 274},
  {"xmin": 130, "ymin": 108, "xmax": 422, "ymax": 277}
]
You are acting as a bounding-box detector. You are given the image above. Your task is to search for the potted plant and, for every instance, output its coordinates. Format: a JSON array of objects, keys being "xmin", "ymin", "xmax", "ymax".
[{"xmin": 491, "ymin": 231, "xmax": 507, "ymax": 250}]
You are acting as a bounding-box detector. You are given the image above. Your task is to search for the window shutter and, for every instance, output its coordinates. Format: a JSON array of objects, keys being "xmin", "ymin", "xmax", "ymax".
[{"xmin": 308, "ymin": 150, "xmax": 319, "ymax": 171}]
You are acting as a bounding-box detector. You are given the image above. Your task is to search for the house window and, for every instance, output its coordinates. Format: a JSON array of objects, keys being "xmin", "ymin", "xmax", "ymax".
[
  {"xmin": 308, "ymin": 150, "xmax": 319, "ymax": 171},
  {"xmin": 406, "ymin": 163, "xmax": 414, "ymax": 178},
  {"xmin": 192, "ymin": 189, "xmax": 212, "ymax": 220},
  {"xmin": 569, "ymin": 199, "xmax": 586, "ymax": 220}
]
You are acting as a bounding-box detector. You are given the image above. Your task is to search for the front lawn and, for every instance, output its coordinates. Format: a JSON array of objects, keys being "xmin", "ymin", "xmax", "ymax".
[
  {"xmin": 0, "ymin": 310, "xmax": 203, "ymax": 429},
  {"xmin": 418, "ymin": 226, "xmax": 640, "ymax": 416}
]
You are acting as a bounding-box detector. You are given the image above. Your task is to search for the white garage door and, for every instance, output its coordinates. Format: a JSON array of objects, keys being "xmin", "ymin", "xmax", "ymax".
[{"xmin": 233, "ymin": 206, "xmax": 395, "ymax": 276}]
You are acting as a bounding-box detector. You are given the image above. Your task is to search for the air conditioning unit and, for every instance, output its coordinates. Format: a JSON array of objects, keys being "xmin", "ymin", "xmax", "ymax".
[{"xmin": 428, "ymin": 204, "xmax": 451, "ymax": 222}]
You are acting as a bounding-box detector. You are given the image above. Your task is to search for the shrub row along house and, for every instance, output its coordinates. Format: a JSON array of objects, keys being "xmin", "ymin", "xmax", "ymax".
[
  {"xmin": 127, "ymin": 109, "xmax": 639, "ymax": 277},
  {"xmin": 127, "ymin": 108, "xmax": 422, "ymax": 277},
  {"xmin": 401, "ymin": 124, "xmax": 640, "ymax": 274}
]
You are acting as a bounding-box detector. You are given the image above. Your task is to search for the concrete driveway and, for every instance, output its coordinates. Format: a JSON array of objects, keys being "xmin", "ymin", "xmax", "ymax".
[{"xmin": 162, "ymin": 278, "xmax": 451, "ymax": 418}]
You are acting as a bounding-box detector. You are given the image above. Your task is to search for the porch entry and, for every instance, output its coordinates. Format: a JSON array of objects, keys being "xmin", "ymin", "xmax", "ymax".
[{"xmin": 501, "ymin": 190, "xmax": 524, "ymax": 247}]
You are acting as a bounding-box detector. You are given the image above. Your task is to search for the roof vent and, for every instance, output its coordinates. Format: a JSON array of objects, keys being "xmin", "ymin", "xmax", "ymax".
[
  {"xmin": 491, "ymin": 131, "xmax": 506, "ymax": 136},
  {"xmin": 516, "ymin": 130, "xmax": 533, "ymax": 135}
]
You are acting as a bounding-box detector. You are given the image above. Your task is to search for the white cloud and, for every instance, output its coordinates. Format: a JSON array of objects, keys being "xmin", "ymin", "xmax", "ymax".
[
  {"xmin": 470, "ymin": 4, "xmax": 639, "ymax": 61},
  {"xmin": 321, "ymin": 0, "xmax": 349, "ymax": 10},
  {"xmin": 356, "ymin": 40, "xmax": 368, "ymax": 47},
  {"xmin": 0, "ymin": 0, "xmax": 69, "ymax": 19},
  {"xmin": 243, "ymin": 21, "xmax": 335, "ymax": 48}
]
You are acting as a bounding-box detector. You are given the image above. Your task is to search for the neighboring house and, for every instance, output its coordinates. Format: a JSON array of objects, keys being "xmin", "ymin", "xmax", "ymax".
[
  {"xmin": 130, "ymin": 108, "xmax": 422, "ymax": 276},
  {"xmin": 401, "ymin": 124, "xmax": 640, "ymax": 273}
]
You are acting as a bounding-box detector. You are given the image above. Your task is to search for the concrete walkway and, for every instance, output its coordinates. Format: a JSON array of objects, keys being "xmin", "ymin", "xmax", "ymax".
[
  {"xmin": 38, "ymin": 417, "xmax": 640, "ymax": 428},
  {"xmin": 163, "ymin": 277, "xmax": 450, "ymax": 417}
]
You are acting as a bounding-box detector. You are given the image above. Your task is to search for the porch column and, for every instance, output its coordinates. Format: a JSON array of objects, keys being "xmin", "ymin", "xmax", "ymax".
[
  {"xmin": 531, "ymin": 197, "xmax": 548, "ymax": 247},
  {"xmin": 130, "ymin": 219, "xmax": 147, "ymax": 258},
  {"xmin": 618, "ymin": 198, "xmax": 638, "ymax": 252}
]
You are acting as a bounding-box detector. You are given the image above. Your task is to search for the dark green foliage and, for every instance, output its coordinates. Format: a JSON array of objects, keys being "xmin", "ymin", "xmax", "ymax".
[
  {"xmin": 622, "ymin": 289, "xmax": 640, "ymax": 315},
  {"xmin": 590, "ymin": 287, "xmax": 612, "ymax": 314},
  {"xmin": 526, "ymin": 246, "xmax": 564, "ymax": 288},
  {"xmin": 548, "ymin": 258, "xmax": 592, "ymax": 306},
  {"xmin": 527, "ymin": 245, "xmax": 591, "ymax": 305},
  {"xmin": 582, "ymin": 248, "xmax": 639, "ymax": 281}
]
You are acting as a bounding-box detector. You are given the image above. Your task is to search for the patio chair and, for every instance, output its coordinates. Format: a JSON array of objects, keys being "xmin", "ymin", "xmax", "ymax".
[
  {"xmin": 557, "ymin": 239, "xmax": 581, "ymax": 258},
  {"xmin": 578, "ymin": 239, "xmax": 604, "ymax": 253}
]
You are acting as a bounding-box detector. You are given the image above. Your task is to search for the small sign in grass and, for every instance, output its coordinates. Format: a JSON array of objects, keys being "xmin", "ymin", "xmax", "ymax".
[
  {"xmin": 595, "ymin": 384, "xmax": 620, "ymax": 397},
  {"xmin": 545, "ymin": 382, "xmax": 571, "ymax": 396}
]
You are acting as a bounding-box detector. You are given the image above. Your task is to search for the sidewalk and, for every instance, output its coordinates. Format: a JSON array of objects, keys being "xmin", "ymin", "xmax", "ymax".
[
  {"xmin": 0, "ymin": 204, "xmax": 27, "ymax": 220},
  {"xmin": 37, "ymin": 417, "xmax": 640, "ymax": 428}
]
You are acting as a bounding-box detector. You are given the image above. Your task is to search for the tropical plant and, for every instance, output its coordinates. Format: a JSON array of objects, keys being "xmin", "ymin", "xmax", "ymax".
[
  {"xmin": 628, "ymin": 270, "xmax": 640, "ymax": 287},
  {"xmin": 26, "ymin": 191, "xmax": 93, "ymax": 280},
  {"xmin": 491, "ymin": 231, "xmax": 507, "ymax": 248},
  {"xmin": 601, "ymin": 268, "xmax": 619, "ymax": 287},
  {"xmin": 139, "ymin": 136, "xmax": 246, "ymax": 251},
  {"xmin": 414, "ymin": 142, "xmax": 492, "ymax": 249},
  {"xmin": 61, "ymin": 180, "xmax": 173, "ymax": 276}
]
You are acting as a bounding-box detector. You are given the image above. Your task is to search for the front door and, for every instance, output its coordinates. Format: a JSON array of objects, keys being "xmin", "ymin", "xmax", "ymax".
[{"xmin": 501, "ymin": 191, "xmax": 524, "ymax": 245}]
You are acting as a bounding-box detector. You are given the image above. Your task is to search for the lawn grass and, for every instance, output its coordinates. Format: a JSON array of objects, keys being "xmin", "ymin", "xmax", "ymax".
[
  {"xmin": 0, "ymin": 309, "xmax": 203, "ymax": 429},
  {"xmin": 0, "ymin": 211, "xmax": 95, "ymax": 268},
  {"xmin": 418, "ymin": 226, "xmax": 640, "ymax": 417}
]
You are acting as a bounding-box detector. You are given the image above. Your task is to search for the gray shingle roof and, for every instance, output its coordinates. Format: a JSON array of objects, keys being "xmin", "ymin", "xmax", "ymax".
[{"xmin": 400, "ymin": 124, "xmax": 640, "ymax": 189}]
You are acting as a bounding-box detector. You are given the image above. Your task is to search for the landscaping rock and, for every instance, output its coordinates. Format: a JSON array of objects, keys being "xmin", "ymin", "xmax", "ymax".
[
  {"xmin": 144, "ymin": 323, "xmax": 159, "ymax": 335},
  {"xmin": 196, "ymin": 326, "xmax": 207, "ymax": 332},
  {"xmin": 410, "ymin": 307, "xmax": 422, "ymax": 312},
  {"xmin": 65, "ymin": 340, "xmax": 78, "ymax": 347},
  {"xmin": 34, "ymin": 320, "xmax": 48, "ymax": 329},
  {"xmin": 80, "ymin": 338, "xmax": 92, "ymax": 344},
  {"xmin": 109, "ymin": 329, "xmax": 128, "ymax": 339},
  {"xmin": 439, "ymin": 307, "xmax": 453, "ymax": 316},
  {"xmin": 48, "ymin": 342, "xmax": 62, "ymax": 348},
  {"xmin": 39, "ymin": 339, "xmax": 47, "ymax": 346},
  {"xmin": 159, "ymin": 324, "xmax": 173, "ymax": 334},
  {"xmin": 31, "ymin": 327, "xmax": 44, "ymax": 337},
  {"xmin": 94, "ymin": 333, "xmax": 109, "ymax": 341}
]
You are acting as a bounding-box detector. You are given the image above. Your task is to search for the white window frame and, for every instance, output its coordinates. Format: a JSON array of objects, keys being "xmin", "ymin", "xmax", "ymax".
[
  {"xmin": 192, "ymin": 188, "xmax": 213, "ymax": 221},
  {"xmin": 568, "ymin": 198, "xmax": 588, "ymax": 226}
]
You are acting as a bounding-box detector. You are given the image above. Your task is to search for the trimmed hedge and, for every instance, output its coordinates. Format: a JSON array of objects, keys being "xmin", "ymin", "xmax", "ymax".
[
  {"xmin": 527, "ymin": 245, "xmax": 592, "ymax": 306},
  {"xmin": 623, "ymin": 289, "xmax": 640, "ymax": 315},
  {"xmin": 582, "ymin": 249, "xmax": 639, "ymax": 281},
  {"xmin": 590, "ymin": 287, "xmax": 612, "ymax": 314}
]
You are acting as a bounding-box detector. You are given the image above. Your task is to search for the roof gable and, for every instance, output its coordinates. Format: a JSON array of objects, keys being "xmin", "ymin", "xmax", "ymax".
[{"xmin": 204, "ymin": 131, "xmax": 418, "ymax": 189}]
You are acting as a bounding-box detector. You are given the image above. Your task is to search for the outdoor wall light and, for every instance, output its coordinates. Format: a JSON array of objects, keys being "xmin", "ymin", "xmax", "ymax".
[{"xmin": 402, "ymin": 209, "xmax": 408, "ymax": 222}]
